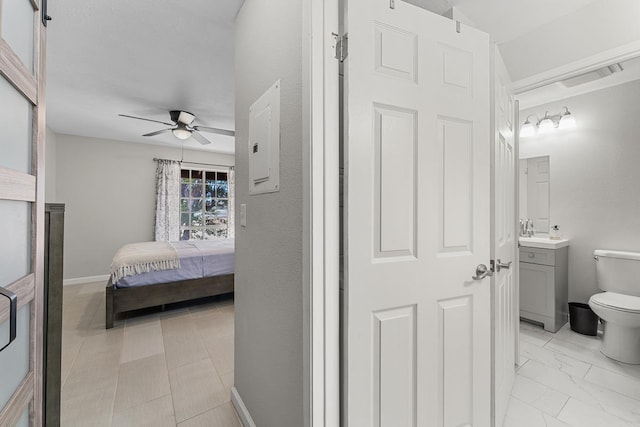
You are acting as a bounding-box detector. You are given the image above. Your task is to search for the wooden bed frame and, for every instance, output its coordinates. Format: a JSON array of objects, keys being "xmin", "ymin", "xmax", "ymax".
[{"xmin": 105, "ymin": 273, "xmax": 234, "ymax": 329}]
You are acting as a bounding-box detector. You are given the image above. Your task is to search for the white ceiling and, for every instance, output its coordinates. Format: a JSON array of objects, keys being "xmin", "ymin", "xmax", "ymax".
[
  {"xmin": 46, "ymin": 0, "xmax": 244, "ymax": 154},
  {"xmin": 46, "ymin": 0, "xmax": 632, "ymax": 154},
  {"xmin": 450, "ymin": 0, "xmax": 601, "ymax": 44}
]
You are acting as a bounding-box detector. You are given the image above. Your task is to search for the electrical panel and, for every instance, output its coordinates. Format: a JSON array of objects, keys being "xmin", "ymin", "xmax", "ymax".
[{"xmin": 249, "ymin": 80, "xmax": 280, "ymax": 194}]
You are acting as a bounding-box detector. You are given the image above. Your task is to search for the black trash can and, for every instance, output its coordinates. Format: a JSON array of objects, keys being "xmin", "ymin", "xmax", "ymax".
[{"xmin": 568, "ymin": 302, "xmax": 598, "ymax": 336}]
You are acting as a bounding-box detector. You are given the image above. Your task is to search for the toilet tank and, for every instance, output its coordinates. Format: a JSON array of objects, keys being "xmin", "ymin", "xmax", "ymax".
[{"xmin": 594, "ymin": 249, "xmax": 640, "ymax": 297}]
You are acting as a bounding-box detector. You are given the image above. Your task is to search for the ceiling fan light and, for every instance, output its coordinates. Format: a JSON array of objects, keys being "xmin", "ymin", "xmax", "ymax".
[{"xmin": 172, "ymin": 128, "xmax": 192, "ymax": 140}]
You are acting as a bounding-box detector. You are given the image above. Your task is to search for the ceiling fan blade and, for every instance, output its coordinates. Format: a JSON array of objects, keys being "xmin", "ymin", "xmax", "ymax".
[
  {"xmin": 191, "ymin": 131, "xmax": 212, "ymax": 145},
  {"xmin": 143, "ymin": 128, "xmax": 173, "ymax": 137},
  {"xmin": 192, "ymin": 126, "xmax": 235, "ymax": 137},
  {"xmin": 119, "ymin": 114, "xmax": 174, "ymax": 126}
]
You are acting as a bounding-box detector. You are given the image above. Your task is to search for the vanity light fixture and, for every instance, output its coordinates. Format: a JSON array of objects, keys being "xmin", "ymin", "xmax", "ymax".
[{"xmin": 519, "ymin": 106, "xmax": 576, "ymax": 138}]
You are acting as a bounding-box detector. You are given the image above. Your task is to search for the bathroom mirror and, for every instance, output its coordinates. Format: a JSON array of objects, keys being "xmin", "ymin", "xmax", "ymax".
[{"xmin": 519, "ymin": 155, "xmax": 550, "ymax": 235}]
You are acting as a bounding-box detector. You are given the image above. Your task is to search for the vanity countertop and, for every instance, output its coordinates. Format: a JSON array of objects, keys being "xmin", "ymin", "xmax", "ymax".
[{"xmin": 519, "ymin": 236, "xmax": 569, "ymax": 249}]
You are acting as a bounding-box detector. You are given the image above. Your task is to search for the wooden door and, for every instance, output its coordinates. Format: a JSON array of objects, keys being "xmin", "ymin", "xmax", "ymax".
[
  {"xmin": 0, "ymin": 0, "xmax": 47, "ymax": 425},
  {"xmin": 492, "ymin": 47, "xmax": 517, "ymax": 426},
  {"xmin": 343, "ymin": 0, "xmax": 491, "ymax": 425}
]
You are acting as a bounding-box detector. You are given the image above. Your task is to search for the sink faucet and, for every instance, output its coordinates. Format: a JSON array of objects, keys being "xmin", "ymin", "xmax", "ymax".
[{"xmin": 519, "ymin": 219, "xmax": 535, "ymax": 237}]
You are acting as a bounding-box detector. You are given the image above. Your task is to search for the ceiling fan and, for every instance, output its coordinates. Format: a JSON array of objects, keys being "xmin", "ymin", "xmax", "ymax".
[{"xmin": 119, "ymin": 110, "xmax": 235, "ymax": 145}]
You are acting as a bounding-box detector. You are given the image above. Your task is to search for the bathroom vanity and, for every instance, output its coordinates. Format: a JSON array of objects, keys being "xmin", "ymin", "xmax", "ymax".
[{"xmin": 519, "ymin": 237, "xmax": 569, "ymax": 332}]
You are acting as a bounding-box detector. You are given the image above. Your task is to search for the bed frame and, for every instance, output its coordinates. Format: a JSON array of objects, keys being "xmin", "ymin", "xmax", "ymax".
[{"xmin": 105, "ymin": 273, "xmax": 234, "ymax": 329}]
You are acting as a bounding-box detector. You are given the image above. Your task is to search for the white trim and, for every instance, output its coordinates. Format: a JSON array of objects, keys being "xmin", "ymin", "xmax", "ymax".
[
  {"xmin": 514, "ymin": 100, "xmax": 521, "ymax": 369},
  {"xmin": 322, "ymin": 0, "xmax": 341, "ymax": 422},
  {"xmin": 231, "ymin": 387, "xmax": 257, "ymax": 427},
  {"xmin": 489, "ymin": 42, "xmax": 497, "ymax": 427},
  {"xmin": 63, "ymin": 274, "xmax": 110, "ymax": 286},
  {"xmin": 512, "ymin": 40, "xmax": 640, "ymax": 94},
  {"xmin": 180, "ymin": 162, "xmax": 232, "ymax": 173},
  {"xmin": 303, "ymin": 0, "xmax": 341, "ymax": 426}
]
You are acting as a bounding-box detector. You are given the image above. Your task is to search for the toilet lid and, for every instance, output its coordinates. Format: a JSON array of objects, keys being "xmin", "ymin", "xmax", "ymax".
[{"xmin": 590, "ymin": 292, "xmax": 640, "ymax": 313}]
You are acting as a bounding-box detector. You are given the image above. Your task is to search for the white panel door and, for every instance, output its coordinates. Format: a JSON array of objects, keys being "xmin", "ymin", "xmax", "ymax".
[
  {"xmin": 526, "ymin": 157, "xmax": 550, "ymax": 234},
  {"xmin": 492, "ymin": 47, "xmax": 517, "ymax": 427},
  {"xmin": 343, "ymin": 1, "xmax": 491, "ymax": 425}
]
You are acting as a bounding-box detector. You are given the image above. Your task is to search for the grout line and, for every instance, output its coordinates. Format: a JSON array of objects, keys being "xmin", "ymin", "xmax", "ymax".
[
  {"xmin": 583, "ymin": 364, "xmax": 594, "ymax": 379},
  {"xmin": 62, "ymin": 282, "xmax": 239, "ymax": 426},
  {"xmin": 110, "ymin": 304, "xmax": 125, "ymax": 425},
  {"xmin": 60, "ymin": 291, "xmax": 91, "ymax": 389},
  {"xmin": 555, "ymin": 396, "xmax": 571, "ymax": 421},
  {"xmin": 159, "ymin": 314, "xmax": 180, "ymax": 424}
]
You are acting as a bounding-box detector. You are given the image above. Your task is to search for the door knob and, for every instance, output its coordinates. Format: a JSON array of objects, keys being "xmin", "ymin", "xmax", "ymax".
[
  {"xmin": 496, "ymin": 259, "xmax": 512, "ymax": 273},
  {"xmin": 472, "ymin": 264, "xmax": 493, "ymax": 281}
]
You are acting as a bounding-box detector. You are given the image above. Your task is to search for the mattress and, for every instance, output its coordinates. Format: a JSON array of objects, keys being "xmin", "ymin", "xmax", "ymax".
[{"xmin": 113, "ymin": 239, "xmax": 234, "ymax": 288}]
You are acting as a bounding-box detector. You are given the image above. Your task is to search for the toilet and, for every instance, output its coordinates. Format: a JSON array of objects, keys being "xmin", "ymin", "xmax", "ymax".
[{"xmin": 588, "ymin": 249, "xmax": 640, "ymax": 364}]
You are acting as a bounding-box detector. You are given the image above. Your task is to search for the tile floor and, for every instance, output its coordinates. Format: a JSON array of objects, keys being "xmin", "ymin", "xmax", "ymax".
[
  {"xmin": 505, "ymin": 320, "xmax": 640, "ymax": 427},
  {"xmin": 62, "ymin": 282, "xmax": 640, "ymax": 426},
  {"xmin": 61, "ymin": 281, "xmax": 241, "ymax": 427}
]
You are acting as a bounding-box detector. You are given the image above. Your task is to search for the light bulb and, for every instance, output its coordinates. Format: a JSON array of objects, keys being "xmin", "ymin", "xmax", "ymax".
[
  {"xmin": 559, "ymin": 108, "xmax": 576, "ymax": 130},
  {"xmin": 538, "ymin": 112, "xmax": 555, "ymax": 134},
  {"xmin": 172, "ymin": 128, "xmax": 192, "ymax": 140},
  {"xmin": 520, "ymin": 121, "xmax": 536, "ymax": 138}
]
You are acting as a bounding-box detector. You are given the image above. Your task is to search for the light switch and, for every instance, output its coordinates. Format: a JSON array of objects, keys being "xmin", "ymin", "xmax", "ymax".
[{"xmin": 240, "ymin": 204, "xmax": 247, "ymax": 227}]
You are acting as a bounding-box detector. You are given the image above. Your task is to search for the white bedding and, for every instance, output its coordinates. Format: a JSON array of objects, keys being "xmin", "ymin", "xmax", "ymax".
[{"xmin": 112, "ymin": 239, "xmax": 234, "ymax": 288}]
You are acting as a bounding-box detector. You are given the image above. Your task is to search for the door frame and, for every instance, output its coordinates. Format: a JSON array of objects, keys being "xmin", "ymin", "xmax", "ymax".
[
  {"xmin": 513, "ymin": 100, "xmax": 521, "ymax": 367},
  {"xmin": 302, "ymin": 0, "xmax": 340, "ymax": 426},
  {"xmin": 490, "ymin": 44, "xmax": 519, "ymax": 426}
]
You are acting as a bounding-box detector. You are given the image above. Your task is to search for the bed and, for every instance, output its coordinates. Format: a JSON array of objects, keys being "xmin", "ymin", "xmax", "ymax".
[{"xmin": 105, "ymin": 239, "xmax": 234, "ymax": 328}]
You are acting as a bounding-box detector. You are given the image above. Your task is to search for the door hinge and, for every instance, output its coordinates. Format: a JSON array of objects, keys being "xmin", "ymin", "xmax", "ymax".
[{"xmin": 334, "ymin": 34, "xmax": 348, "ymax": 63}]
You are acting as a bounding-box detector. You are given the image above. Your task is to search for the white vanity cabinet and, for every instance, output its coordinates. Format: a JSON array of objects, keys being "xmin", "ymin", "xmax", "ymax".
[{"xmin": 519, "ymin": 239, "xmax": 569, "ymax": 332}]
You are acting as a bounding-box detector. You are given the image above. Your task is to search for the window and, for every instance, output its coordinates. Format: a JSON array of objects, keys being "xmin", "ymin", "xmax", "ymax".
[{"xmin": 180, "ymin": 169, "xmax": 229, "ymax": 240}]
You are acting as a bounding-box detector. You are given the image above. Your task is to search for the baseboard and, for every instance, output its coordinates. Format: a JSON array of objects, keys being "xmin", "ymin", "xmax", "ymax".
[
  {"xmin": 231, "ymin": 387, "xmax": 256, "ymax": 427},
  {"xmin": 63, "ymin": 274, "xmax": 110, "ymax": 286}
]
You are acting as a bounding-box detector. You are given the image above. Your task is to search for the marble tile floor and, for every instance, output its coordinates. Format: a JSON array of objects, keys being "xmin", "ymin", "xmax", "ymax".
[
  {"xmin": 61, "ymin": 280, "xmax": 241, "ymax": 427},
  {"xmin": 505, "ymin": 320, "xmax": 640, "ymax": 427}
]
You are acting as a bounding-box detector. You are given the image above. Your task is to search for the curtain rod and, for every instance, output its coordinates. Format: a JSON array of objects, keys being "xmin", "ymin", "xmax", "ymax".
[{"xmin": 153, "ymin": 157, "xmax": 234, "ymax": 169}]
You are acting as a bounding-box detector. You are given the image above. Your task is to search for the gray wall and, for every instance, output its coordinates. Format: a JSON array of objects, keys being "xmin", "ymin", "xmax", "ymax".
[
  {"xmin": 520, "ymin": 79, "xmax": 640, "ymax": 303},
  {"xmin": 52, "ymin": 133, "xmax": 234, "ymax": 279},
  {"xmin": 234, "ymin": 0, "xmax": 304, "ymax": 426},
  {"xmin": 45, "ymin": 127, "xmax": 57, "ymax": 202}
]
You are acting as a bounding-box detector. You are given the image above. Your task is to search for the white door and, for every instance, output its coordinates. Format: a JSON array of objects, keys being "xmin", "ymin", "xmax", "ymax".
[
  {"xmin": 343, "ymin": 0, "xmax": 491, "ymax": 425},
  {"xmin": 492, "ymin": 48, "xmax": 517, "ymax": 426},
  {"xmin": 526, "ymin": 157, "xmax": 550, "ymax": 234},
  {"xmin": 0, "ymin": 0, "xmax": 47, "ymax": 426}
]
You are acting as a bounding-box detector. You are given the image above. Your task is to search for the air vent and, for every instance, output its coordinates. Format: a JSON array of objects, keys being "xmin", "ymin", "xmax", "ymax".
[{"xmin": 560, "ymin": 63, "xmax": 624, "ymax": 88}]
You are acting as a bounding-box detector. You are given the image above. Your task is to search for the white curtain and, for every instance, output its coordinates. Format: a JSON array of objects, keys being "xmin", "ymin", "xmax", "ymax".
[
  {"xmin": 227, "ymin": 167, "xmax": 235, "ymax": 238},
  {"xmin": 154, "ymin": 159, "xmax": 181, "ymax": 241}
]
